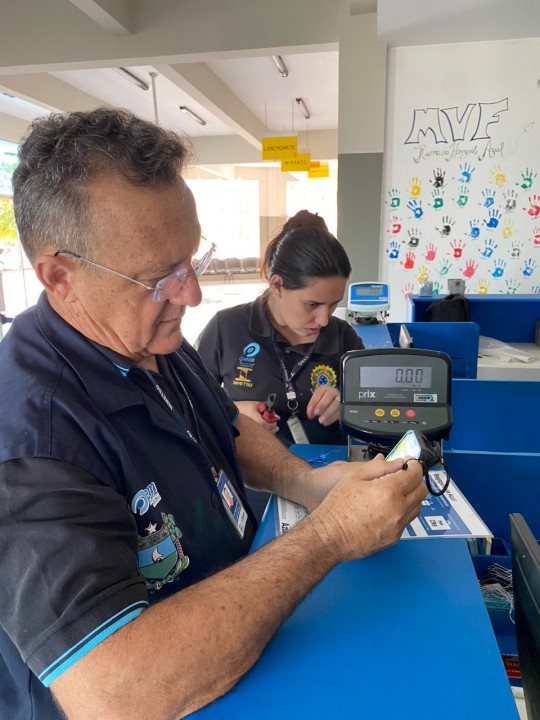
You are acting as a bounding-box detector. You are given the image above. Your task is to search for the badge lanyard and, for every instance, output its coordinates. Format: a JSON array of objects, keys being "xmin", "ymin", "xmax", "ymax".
[
  {"xmin": 140, "ymin": 366, "xmax": 247, "ymax": 537},
  {"xmin": 273, "ymin": 343, "xmax": 314, "ymax": 417},
  {"xmin": 140, "ymin": 367, "xmax": 201, "ymax": 444}
]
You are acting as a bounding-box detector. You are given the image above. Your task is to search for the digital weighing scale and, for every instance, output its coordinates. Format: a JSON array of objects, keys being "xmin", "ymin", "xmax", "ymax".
[
  {"xmin": 347, "ymin": 282, "xmax": 390, "ymax": 321},
  {"xmin": 340, "ymin": 348, "xmax": 453, "ymax": 458},
  {"xmin": 346, "ymin": 282, "xmax": 393, "ymax": 349}
]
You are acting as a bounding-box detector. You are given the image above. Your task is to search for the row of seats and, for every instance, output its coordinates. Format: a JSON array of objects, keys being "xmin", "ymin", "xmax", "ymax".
[{"xmin": 205, "ymin": 257, "xmax": 261, "ymax": 281}]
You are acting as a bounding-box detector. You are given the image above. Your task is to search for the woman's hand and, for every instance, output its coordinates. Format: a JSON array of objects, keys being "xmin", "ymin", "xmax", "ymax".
[
  {"xmin": 306, "ymin": 385, "xmax": 340, "ymax": 427},
  {"xmin": 235, "ymin": 400, "xmax": 280, "ymax": 433}
]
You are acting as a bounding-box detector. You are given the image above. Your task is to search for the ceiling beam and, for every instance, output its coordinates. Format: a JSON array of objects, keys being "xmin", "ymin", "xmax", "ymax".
[
  {"xmin": 0, "ymin": 74, "xmax": 103, "ymax": 113},
  {"xmin": 349, "ymin": 0, "xmax": 377, "ymax": 14},
  {"xmin": 378, "ymin": 0, "xmax": 540, "ymax": 47},
  {"xmin": 0, "ymin": 0, "xmax": 338, "ymax": 74},
  {"xmin": 189, "ymin": 135, "xmax": 263, "ymax": 166},
  {"xmin": 189, "ymin": 130, "xmax": 337, "ymax": 166},
  {"xmin": 156, "ymin": 63, "xmax": 265, "ymax": 151},
  {"xmin": 67, "ymin": 0, "xmax": 134, "ymax": 36},
  {"xmin": 0, "ymin": 111, "xmax": 30, "ymax": 144}
]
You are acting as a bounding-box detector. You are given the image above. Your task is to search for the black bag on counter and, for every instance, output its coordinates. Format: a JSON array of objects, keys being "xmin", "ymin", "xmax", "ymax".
[{"xmin": 423, "ymin": 293, "xmax": 470, "ymax": 322}]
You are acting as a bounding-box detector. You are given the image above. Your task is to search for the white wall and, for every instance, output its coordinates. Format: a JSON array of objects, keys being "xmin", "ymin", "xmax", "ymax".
[{"xmin": 380, "ymin": 37, "xmax": 540, "ymax": 320}]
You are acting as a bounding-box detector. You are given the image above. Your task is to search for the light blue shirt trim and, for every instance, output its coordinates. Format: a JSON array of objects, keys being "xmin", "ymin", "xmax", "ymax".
[
  {"xmin": 39, "ymin": 601, "xmax": 147, "ymax": 686},
  {"xmin": 113, "ymin": 362, "xmax": 130, "ymax": 377}
]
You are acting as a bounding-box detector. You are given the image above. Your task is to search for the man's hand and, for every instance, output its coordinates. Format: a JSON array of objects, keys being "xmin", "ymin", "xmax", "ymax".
[
  {"xmin": 235, "ymin": 400, "xmax": 280, "ymax": 433},
  {"xmin": 298, "ymin": 454, "xmax": 409, "ymax": 512},
  {"xmin": 306, "ymin": 385, "xmax": 340, "ymax": 426},
  {"xmin": 309, "ymin": 459, "xmax": 426, "ymax": 562}
]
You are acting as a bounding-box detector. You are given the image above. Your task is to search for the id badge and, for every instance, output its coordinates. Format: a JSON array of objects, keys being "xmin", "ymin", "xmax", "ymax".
[
  {"xmin": 216, "ymin": 470, "xmax": 247, "ymax": 538},
  {"xmin": 287, "ymin": 415, "xmax": 310, "ymax": 444}
]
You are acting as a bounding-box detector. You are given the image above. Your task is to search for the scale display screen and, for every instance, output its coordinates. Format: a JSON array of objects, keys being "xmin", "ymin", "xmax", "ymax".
[
  {"xmin": 352, "ymin": 285, "xmax": 382, "ymax": 297},
  {"xmin": 340, "ymin": 348, "xmax": 452, "ymax": 441},
  {"xmin": 360, "ymin": 366, "xmax": 432, "ymax": 389}
]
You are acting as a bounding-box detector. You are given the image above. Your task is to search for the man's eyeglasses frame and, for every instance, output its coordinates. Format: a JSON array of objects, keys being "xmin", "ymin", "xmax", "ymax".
[{"xmin": 54, "ymin": 238, "xmax": 216, "ymax": 303}]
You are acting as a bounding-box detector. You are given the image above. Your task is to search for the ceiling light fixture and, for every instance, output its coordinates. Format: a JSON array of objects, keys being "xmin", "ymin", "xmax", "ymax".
[
  {"xmin": 149, "ymin": 72, "xmax": 159, "ymax": 125},
  {"xmin": 114, "ymin": 67, "xmax": 149, "ymax": 91},
  {"xmin": 296, "ymin": 98, "xmax": 311, "ymax": 120},
  {"xmin": 271, "ymin": 55, "xmax": 289, "ymax": 78},
  {"xmin": 179, "ymin": 106, "xmax": 207, "ymax": 126}
]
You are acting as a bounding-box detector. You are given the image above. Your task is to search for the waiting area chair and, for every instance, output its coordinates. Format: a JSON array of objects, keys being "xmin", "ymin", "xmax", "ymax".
[
  {"xmin": 205, "ymin": 258, "xmax": 229, "ymax": 281},
  {"xmin": 203, "ymin": 256, "xmax": 261, "ymax": 283},
  {"xmin": 224, "ymin": 257, "xmax": 242, "ymax": 282},
  {"xmin": 241, "ymin": 257, "xmax": 261, "ymax": 273}
]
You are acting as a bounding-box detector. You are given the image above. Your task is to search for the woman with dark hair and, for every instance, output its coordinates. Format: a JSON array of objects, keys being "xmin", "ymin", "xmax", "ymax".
[{"xmin": 197, "ymin": 210, "xmax": 364, "ymax": 450}]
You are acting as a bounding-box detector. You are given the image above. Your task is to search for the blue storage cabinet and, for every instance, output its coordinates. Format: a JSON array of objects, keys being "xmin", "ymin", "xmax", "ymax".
[
  {"xmin": 445, "ymin": 378, "xmax": 540, "ymax": 664},
  {"xmin": 386, "ymin": 321, "xmax": 480, "ymax": 378},
  {"xmin": 447, "ymin": 377, "xmax": 539, "ymax": 543}
]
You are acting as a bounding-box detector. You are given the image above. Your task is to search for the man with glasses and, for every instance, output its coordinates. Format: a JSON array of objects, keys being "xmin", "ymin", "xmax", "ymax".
[{"xmin": 0, "ymin": 107, "xmax": 425, "ymax": 720}]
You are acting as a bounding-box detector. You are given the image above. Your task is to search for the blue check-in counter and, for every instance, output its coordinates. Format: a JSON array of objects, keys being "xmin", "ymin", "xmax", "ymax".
[{"xmin": 191, "ymin": 444, "xmax": 519, "ymax": 720}]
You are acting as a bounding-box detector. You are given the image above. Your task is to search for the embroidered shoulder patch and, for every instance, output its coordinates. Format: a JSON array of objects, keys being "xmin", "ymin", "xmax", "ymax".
[{"xmin": 137, "ymin": 512, "xmax": 189, "ymax": 592}]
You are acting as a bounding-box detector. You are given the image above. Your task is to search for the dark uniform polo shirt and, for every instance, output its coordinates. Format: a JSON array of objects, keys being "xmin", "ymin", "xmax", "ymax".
[
  {"xmin": 196, "ymin": 295, "xmax": 364, "ymax": 445},
  {"xmin": 0, "ymin": 293, "xmax": 257, "ymax": 720}
]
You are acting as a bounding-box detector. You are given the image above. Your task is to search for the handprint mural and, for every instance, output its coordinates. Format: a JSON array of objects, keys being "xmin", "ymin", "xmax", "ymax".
[{"xmin": 380, "ymin": 48, "xmax": 540, "ymax": 320}]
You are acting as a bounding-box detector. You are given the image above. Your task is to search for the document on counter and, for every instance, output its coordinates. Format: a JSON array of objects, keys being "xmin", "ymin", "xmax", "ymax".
[
  {"xmin": 402, "ymin": 467, "xmax": 493, "ymax": 541},
  {"xmin": 276, "ymin": 467, "xmax": 493, "ymax": 544}
]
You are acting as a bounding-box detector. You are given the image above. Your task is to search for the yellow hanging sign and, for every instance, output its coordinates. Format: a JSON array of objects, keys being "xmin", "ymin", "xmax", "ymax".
[
  {"xmin": 262, "ymin": 136, "xmax": 298, "ymax": 160},
  {"xmin": 308, "ymin": 163, "xmax": 330, "ymax": 178},
  {"xmin": 281, "ymin": 153, "xmax": 311, "ymax": 172}
]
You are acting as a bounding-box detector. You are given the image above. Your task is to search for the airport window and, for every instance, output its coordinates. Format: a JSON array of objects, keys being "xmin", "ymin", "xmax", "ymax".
[
  {"xmin": 185, "ymin": 179, "xmax": 260, "ymax": 259},
  {"xmin": 286, "ymin": 179, "xmax": 337, "ymax": 236}
]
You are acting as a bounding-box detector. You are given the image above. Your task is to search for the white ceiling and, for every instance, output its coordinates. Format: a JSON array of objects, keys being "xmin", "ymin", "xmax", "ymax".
[
  {"xmin": 46, "ymin": 51, "xmax": 340, "ymax": 139},
  {"xmin": 0, "ymin": 0, "xmax": 361, "ymax": 161},
  {"xmin": 207, "ymin": 53, "xmax": 340, "ymax": 134},
  {"xmin": 0, "ymin": 0, "xmax": 539, "ymax": 166}
]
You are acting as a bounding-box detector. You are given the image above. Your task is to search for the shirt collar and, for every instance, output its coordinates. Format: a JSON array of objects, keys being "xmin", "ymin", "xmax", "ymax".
[
  {"xmin": 34, "ymin": 293, "xmax": 148, "ymax": 414},
  {"xmin": 89, "ymin": 340, "xmax": 136, "ymax": 376}
]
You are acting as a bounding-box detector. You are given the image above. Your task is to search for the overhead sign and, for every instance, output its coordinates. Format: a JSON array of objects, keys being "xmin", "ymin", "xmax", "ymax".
[
  {"xmin": 281, "ymin": 153, "xmax": 311, "ymax": 172},
  {"xmin": 308, "ymin": 163, "xmax": 329, "ymax": 178},
  {"xmin": 262, "ymin": 136, "xmax": 298, "ymax": 160}
]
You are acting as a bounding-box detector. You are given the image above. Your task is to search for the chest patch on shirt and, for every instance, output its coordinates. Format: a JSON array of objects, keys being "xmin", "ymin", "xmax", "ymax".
[
  {"xmin": 137, "ymin": 512, "xmax": 190, "ymax": 592},
  {"xmin": 310, "ymin": 364, "xmax": 337, "ymax": 390},
  {"xmin": 233, "ymin": 341, "xmax": 260, "ymax": 387}
]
